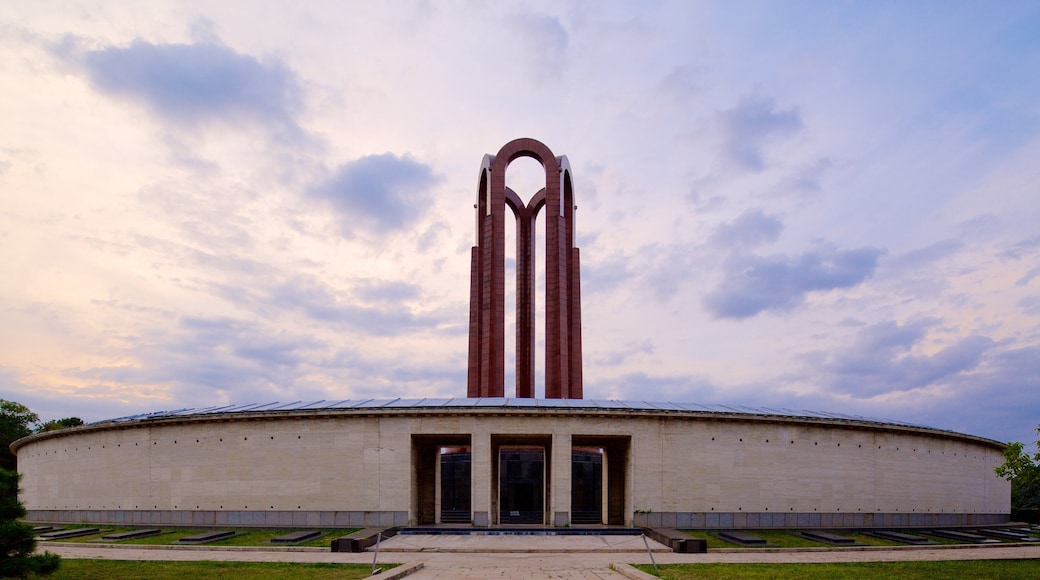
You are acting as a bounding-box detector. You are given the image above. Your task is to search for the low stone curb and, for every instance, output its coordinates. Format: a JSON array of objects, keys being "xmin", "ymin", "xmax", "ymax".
[
  {"xmin": 711, "ymin": 541, "xmax": 1040, "ymax": 553},
  {"xmin": 378, "ymin": 547, "xmax": 666, "ymax": 553},
  {"xmin": 49, "ymin": 539, "xmax": 1039, "ymax": 554},
  {"xmin": 370, "ymin": 561, "xmax": 423, "ymax": 579},
  {"xmin": 42, "ymin": 542, "xmax": 327, "ymax": 552},
  {"xmin": 611, "ymin": 562, "xmax": 659, "ymax": 579}
]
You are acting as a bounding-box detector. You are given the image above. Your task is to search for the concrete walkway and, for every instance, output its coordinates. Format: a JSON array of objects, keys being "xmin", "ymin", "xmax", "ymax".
[
  {"xmin": 378, "ymin": 533, "xmax": 668, "ymax": 553},
  {"xmin": 38, "ymin": 535, "xmax": 1040, "ymax": 579}
]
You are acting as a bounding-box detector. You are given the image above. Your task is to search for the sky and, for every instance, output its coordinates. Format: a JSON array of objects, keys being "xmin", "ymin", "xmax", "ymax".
[{"xmin": 2, "ymin": 1, "xmax": 1038, "ymax": 447}]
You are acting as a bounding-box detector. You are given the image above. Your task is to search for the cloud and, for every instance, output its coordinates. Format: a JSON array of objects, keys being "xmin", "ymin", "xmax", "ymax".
[
  {"xmin": 592, "ymin": 339, "xmax": 654, "ymax": 366},
  {"xmin": 1021, "ymin": 296, "xmax": 1040, "ymax": 316},
  {"xmin": 179, "ymin": 316, "xmax": 312, "ymax": 370},
  {"xmin": 3, "ymin": 0, "xmax": 1035, "ymax": 450},
  {"xmin": 416, "ymin": 221, "xmax": 452, "ymax": 253},
  {"xmin": 601, "ymin": 371, "xmax": 719, "ymax": 403},
  {"xmin": 719, "ymin": 95, "xmax": 802, "ymax": 171},
  {"xmin": 69, "ymin": 39, "xmax": 303, "ymax": 136},
  {"xmin": 707, "ymin": 209, "xmax": 783, "ymax": 249},
  {"xmin": 774, "ymin": 158, "xmax": 833, "ymax": 200},
  {"xmin": 807, "ymin": 319, "xmax": 994, "ymax": 397},
  {"xmin": 509, "ymin": 13, "xmax": 568, "ymax": 84},
  {"xmin": 847, "ymin": 319, "xmax": 932, "ymax": 353},
  {"xmin": 955, "ymin": 214, "xmax": 1003, "ymax": 239},
  {"xmin": 703, "ymin": 245, "xmax": 884, "ymax": 319},
  {"xmin": 321, "ymin": 348, "xmax": 467, "ymax": 400},
  {"xmin": 0, "ymin": 367, "xmax": 162, "ymax": 424},
  {"xmin": 640, "ymin": 243, "xmax": 699, "ymax": 302},
  {"xmin": 660, "ymin": 63, "xmax": 704, "ymax": 101},
  {"xmin": 885, "ymin": 239, "xmax": 964, "ymax": 272},
  {"xmin": 68, "ymin": 315, "xmax": 323, "ymax": 406},
  {"xmin": 872, "ymin": 239, "xmax": 965, "ymax": 299},
  {"xmin": 581, "ymin": 252, "xmax": 635, "ymax": 295},
  {"xmin": 308, "ymin": 153, "xmax": 441, "ymax": 238},
  {"xmin": 1017, "ymin": 266, "xmax": 1040, "ymax": 287},
  {"xmin": 263, "ymin": 277, "xmax": 451, "ymax": 337},
  {"xmin": 936, "ymin": 344, "xmax": 1040, "ymax": 443},
  {"xmin": 999, "ymin": 234, "xmax": 1040, "ymax": 260},
  {"xmin": 795, "ymin": 331, "xmax": 1037, "ymax": 444},
  {"xmin": 57, "ymin": 299, "xmax": 464, "ymax": 418},
  {"xmin": 353, "ymin": 279, "xmax": 422, "ymax": 304}
]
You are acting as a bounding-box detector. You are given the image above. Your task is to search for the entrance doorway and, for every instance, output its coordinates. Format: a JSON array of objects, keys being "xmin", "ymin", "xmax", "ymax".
[
  {"xmin": 499, "ymin": 447, "xmax": 545, "ymax": 524},
  {"xmin": 572, "ymin": 435, "xmax": 629, "ymax": 526},
  {"xmin": 440, "ymin": 447, "xmax": 471, "ymax": 523},
  {"xmin": 412, "ymin": 434, "xmax": 471, "ymax": 525},
  {"xmin": 571, "ymin": 447, "xmax": 603, "ymax": 524}
]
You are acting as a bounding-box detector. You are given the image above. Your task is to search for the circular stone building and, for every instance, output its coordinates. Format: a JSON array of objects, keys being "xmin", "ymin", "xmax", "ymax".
[
  {"xmin": 12, "ymin": 398, "xmax": 1008, "ymax": 529},
  {"xmin": 12, "ymin": 140, "xmax": 1010, "ymax": 531}
]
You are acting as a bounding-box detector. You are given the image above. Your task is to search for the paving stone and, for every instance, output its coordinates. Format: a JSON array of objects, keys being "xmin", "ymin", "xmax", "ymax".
[{"xmin": 35, "ymin": 535, "xmax": 1040, "ymax": 579}]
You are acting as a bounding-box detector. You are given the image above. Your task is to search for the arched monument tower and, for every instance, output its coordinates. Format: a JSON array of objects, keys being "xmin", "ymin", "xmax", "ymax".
[{"xmin": 467, "ymin": 138, "xmax": 583, "ymax": 399}]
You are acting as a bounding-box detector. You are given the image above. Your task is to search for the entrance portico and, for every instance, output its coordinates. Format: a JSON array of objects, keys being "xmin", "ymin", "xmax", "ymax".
[{"xmin": 413, "ymin": 431, "xmax": 630, "ymax": 527}]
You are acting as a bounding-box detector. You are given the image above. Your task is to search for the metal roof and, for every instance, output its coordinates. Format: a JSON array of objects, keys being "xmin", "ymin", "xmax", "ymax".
[{"xmin": 104, "ymin": 398, "xmax": 932, "ymax": 430}]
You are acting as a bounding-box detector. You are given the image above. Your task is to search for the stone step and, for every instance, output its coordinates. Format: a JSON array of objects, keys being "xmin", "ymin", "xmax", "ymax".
[
  {"xmin": 869, "ymin": 530, "xmax": 935, "ymax": 545},
  {"xmin": 801, "ymin": 531, "xmax": 857, "ymax": 545},
  {"xmin": 101, "ymin": 528, "xmax": 162, "ymax": 540},
  {"xmin": 271, "ymin": 530, "xmax": 322, "ymax": 543},
  {"xmin": 38, "ymin": 528, "xmax": 101, "ymax": 540},
  {"xmin": 927, "ymin": 529, "xmax": 1000, "ymax": 544},
  {"xmin": 718, "ymin": 531, "xmax": 769, "ymax": 546},
  {"xmin": 177, "ymin": 530, "xmax": 237, "ymax": 543}
]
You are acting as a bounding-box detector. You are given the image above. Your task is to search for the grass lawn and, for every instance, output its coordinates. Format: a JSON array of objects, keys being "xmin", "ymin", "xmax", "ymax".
[
  {"xmin": 686, "ymin": 532, "xmax": 931, "ymax": 548},
  {"xmin": 49, "ymin": 527, "xmax": 361, "ymax": 548},
  {"xmin": 47, "ymin": 526, "xmax": 118, "ymax": 542},
  {"xmin": 681, "ymin": 530, "xmax": 734, "ymax": 549},
  {"xmin": 41, "ymin": 560, "xmax": 392, "ymax": 580},
  {"xmin": 682, "ymin": 529, "xmax": 824, "ymax": 549},
  {"xmin": 832, "ymin": 533, "xmax": 903, "ymax": 547},
  {"xmin": 683, "ymin": 530, "xmax": 926, "ymax": 548},
  {"xmin": 723, "ymin": 530, "xmax": 824, "ymax": 548},
  {"xmin": 634, "ymin": 559, "xmax": 1040, "ymax": 579}
]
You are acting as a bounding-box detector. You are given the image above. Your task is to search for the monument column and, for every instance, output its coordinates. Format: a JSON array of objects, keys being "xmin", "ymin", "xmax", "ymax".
[{"xmin": 466, "ymin": 138, "xmax": 583, "ymax": 399}]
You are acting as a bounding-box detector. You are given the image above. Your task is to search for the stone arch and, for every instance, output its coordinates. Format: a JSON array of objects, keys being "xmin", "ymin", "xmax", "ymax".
[{"xmin": 467, "ymin": 138, "xmax": 582, "ymax": 399}]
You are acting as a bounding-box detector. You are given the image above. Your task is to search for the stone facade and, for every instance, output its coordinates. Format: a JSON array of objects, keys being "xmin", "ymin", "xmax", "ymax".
[{"xmin": 13, "ymin": 403, "xmax": 1009, "ymax": 528}]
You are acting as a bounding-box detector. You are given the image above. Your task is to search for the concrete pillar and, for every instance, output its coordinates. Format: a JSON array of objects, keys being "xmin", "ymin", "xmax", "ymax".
[
  {"xmin": 513, "ymin": 192, "xmax": 537, "ymax": 399},
  {"xmin": 551, "ymin": 432, "xmax": 572, "ymax": 527},
  {"xmin": 471, "ymin": 431, "xmax": 491, "ymax": 527},
  {"xmin": 434, "ymin": 448, "xmax": 442, "ymax": 525}
]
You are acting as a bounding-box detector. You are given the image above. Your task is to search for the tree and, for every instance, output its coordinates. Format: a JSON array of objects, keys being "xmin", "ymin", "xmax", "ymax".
[
  {"xmin": 0, "ymin": 401, "xmax": 39, "ymax": 472},
  {"xmin": 995, "ymin": 425, "xmax": 1040, "ymax": 510},
  {"xmin": 35, "ymin": 417, "xmax": 84, "ymax": 433},
  {"xmin": 0, "ymin": 469, "xmax": 59, "ymax": 577}
]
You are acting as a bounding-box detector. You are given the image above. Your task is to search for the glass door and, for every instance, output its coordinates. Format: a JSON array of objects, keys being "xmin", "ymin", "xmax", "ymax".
[
  {"xmin": 571, "ymin": 448, "xmax": 603, "ymax": 524},
  {"xmin": 440, "ymin": 447, "xmax": 471, "ymax": 523},
  {"xmin": 499, "ymin": 447, "xmax": 544, "ymax": 524}
]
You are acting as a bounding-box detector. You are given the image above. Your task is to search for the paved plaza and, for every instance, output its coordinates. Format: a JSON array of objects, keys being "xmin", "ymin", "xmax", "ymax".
[{"xmin": 38, "ymin": 534, "xmax": 1040, "ymax": 579}]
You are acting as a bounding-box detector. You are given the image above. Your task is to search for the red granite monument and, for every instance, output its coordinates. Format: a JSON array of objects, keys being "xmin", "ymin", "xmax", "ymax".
[{"xmin": 467, "ymin": 138, "xmax": 583, "ymax": 399}]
